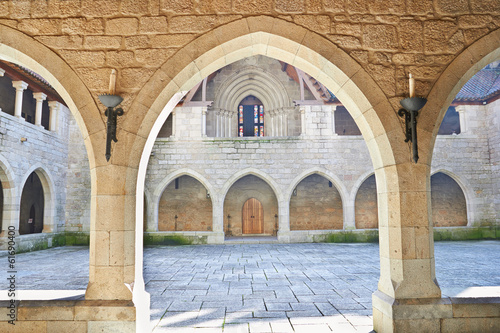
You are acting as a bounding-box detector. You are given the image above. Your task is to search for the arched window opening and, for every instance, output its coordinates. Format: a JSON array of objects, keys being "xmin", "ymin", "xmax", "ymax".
[
  {"xmin": 290, "ymin": 174, "xmax": 343, "ymax": 230},
  {"xmin": 19, "ymin": 172, "xmax": 44, "ymax": 235},
  {"xmin": 438, "ymin": 107, "xmax": 461, "ymax": 135},
  {"xmin": 158, "ymin": 175, "xmax": 212, "ymax": 231},
  {"xmin": 431, "ymin": 173, "xmax": 467, "ymax": 227},
  {"xmin": 355, "ymin": 175, "xmax": 378, "ymax": 229},
  {"xmin": 238, "ymin": 95, "xmax": 264, "ymax": 137}
]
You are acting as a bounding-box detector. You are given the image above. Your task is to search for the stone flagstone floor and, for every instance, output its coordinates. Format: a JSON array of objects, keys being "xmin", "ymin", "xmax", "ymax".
[{"xmin": 1, "ymin": 240, "xmax": 499, "ymax": 332}]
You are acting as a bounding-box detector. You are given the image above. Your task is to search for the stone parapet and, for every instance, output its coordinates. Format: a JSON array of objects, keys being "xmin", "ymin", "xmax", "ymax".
[
  {"xmin": 0, "ymin": 299, "xmax": 135, "ymax": 333},
  {"xmin": 373, "ymin": 290, "xmax": 500, "ymax": 333}
]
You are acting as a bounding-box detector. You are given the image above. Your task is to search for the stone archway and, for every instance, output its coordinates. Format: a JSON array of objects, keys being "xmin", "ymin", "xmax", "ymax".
[
  {"xmin": 289, "ymin": 174, "xmax": 343, "ymax": 231},
  {"xmin": 131, "ymin": 16, "xmax": 396, "ymax": 331}
]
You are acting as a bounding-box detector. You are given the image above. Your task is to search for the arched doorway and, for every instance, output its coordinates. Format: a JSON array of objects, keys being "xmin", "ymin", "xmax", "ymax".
[
  {"xmin": 19, "ymin": 172, "xmax": 44, "ymax": 235},
  {"xmin": 224, "ymin": 175, "xmax": 278, "ymax": 236},
  {"xmin": 238, "ymin": 96, "xmax": 264, "ymax": 137},
  {"xmin": 242, "ymin": 198, "xmax": 264, "ymax": 234}
]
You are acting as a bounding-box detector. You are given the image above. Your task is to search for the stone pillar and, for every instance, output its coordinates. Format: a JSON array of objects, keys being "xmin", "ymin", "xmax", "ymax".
[
  {"xmin": 201, "ymin": 107, "xmax": 207, "ymax": 137},
  {"xmin": 171, "ymin": 110, "xmax": 176, "ymax": 137},
  {"xmin": 331, "ymin": 105, "xmax": 338, "ymax": 136},
  {"xmin": 33, "ymin": 92, "xmax": 47, "ymax": 127},
  {"xmin": 215, "ymin": 110, "xmax": 220, "ymax": 137},
  {"xmin": 455, "ymin": 105, "xmax": 467, "ymax": 134},
  {"xmin": 343, "ymin": 196, "xmax": 356, "ymax": 230},
  {"xmin": 300, "ymin": 106, "xmax": 306, "ymax": 135},
  {"xmin": 277, "ymin": 200, "xmax": 290, "ymax": 243},
  {"xmin": 85, "ymin": 164, "xmax": 135, "ymax": 301},
  {"xmin": 48, "ymin": 101, "xmax": 60, "ymax": 132},
  {"xmin": 283, "ymin": 110, "xmax": 288, "ymax": 136},
  {"xmin": 228, "ymin": 112, "xmax": 232, "ymax": 137},
  {"xmin": 209, "ymin": 197, "xmax": 225, "ymax": 244},
  {"xmin": 372, "ymin": 162, "xmax": 442, "ymax": 332},
  {"xmin": 12, "ymin": 81, "xmax": 28, "ymax": 120},
  {"xmin": 269, "ymin": 111, "xmax": 276, "ymax": 136}
]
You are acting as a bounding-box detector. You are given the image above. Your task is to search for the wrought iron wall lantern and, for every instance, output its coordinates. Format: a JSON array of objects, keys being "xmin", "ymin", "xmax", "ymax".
[
  {"xmin": 98, "ymin": 69, "xmax": 124, "ymax": 162},
  {"xmin": 398, "ymin": 74, "xmax": 427, "ymax": 163}
]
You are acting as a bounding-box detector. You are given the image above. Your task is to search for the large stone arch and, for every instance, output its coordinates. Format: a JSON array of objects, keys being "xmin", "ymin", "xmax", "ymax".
[
  {"xmin": 0, "ymin": 24, "xmax": 99, "ymax": 166},
  {"xmin": 132, "ymin": 16, "xmax": 398, "ymax": 327},
  {"xmin": 424, "ymin": 29, "xmax": 500, "ymax": 165},
  {"xmin": 19, "ymin": 165, "xmax": 56, "ymax": 233}
]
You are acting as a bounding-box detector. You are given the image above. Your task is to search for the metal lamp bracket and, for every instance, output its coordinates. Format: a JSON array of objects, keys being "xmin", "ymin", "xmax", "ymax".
[
  {"xmin": 398, "ymin": 97, "xmax": 427, "ymax": 163},
  {"xmin": 98, "ymin": 94, "xmax": 124, "ymax": 161}
]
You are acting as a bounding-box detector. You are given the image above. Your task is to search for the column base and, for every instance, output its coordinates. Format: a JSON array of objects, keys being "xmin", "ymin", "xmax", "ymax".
[
  {"xmin": 373, "ymin": 290, "xmax": 451, "ymax": 333},
  {"xmin": 207, "ymin": 231, "xmax": 225, "ymax": 244},
  {"xmin": 277, "ymin": 230, "xmax": 291, "ymax": 243}
]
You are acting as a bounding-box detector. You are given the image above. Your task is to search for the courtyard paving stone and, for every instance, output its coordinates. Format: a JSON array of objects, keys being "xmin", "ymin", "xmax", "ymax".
[{"xmin": 0, "ymin": 240, "xmax": 499, "ymax": 332}]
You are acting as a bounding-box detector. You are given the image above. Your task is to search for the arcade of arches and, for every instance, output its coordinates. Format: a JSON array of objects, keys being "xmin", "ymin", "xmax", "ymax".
[{"xmin": 0, "ymin": 3, "xmax": 499, "ymax": 333}]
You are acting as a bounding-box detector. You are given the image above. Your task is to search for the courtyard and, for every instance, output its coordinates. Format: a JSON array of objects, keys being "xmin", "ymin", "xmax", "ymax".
[{"xmin": 1, "ymin": 240, "xmax": 499, "ymax": 332}]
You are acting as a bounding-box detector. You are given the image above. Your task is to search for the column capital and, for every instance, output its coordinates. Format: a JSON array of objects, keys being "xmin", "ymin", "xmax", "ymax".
[
  {"xmin": 33, "ymin": 92, "xmax": 47, "ymax": 101},
  {"xmin": 48, "ymin": 100, "xmax": 61, "ymax": 109},
  {"xmin": 12, "ymin": 80, "xmax": 28, "ymax": 90}
]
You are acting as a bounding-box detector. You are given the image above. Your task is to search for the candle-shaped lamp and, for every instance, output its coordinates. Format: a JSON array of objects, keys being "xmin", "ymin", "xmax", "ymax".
[
  {"xmin": 108, "ymin": 69, "xmax": 117, "ymax": 95},
  {"xmin": 409, "ymin": 73, "xmax": 415, "ymax": 98}
]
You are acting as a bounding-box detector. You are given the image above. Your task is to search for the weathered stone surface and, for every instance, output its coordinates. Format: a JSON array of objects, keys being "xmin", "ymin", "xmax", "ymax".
[
  {"xmin": 139, "ymin": 16, "xmax": 168, "ymax": 34},
  {"xmin": 106, "ymin": 51, "xmax": 137, "ymax": 67},
  {"xmin": 152, "ymin": 34, "xmax": 197, "ymax": 48},
  {"xmin": 334, "ymin": 22, "xmax": 362, "ymax": 36},
  {"xmin": 83, "ymin": 35, "xmax": 122, "ymax": 49},
  {"xmin": 233, "ymin": 0, "xmax": 273, "ymax": 13},
  {"xmin": 424, "ymin": 21, "xmax": 462, "ymax": 54},
  {"xmin": 275, "ymin": 0, "xmax": 305, "ymax": 12},
  {"xmin": 106, "ymin": 18, "xmax": 139, "ymax": 35},
  {"xmin": 135, "ymin": 49, "xmax": 176, "ymax": 67},
  {"xmin": 294, "ymin": 15, "xmax": 331, "ymax": 34},
  {"xmin": 196, "ymin": 0, "xmax": 232, "ymax": 13},
  {"xmin": 81, "ymin": 0, "xmax": 121, "ymax": 17},
  {"xmin": 363, "ymin": 24, "xmax": 398, "ymax": 50},
  {"xmin": 169, "ymin": 15, "xmax": 218, "ymax": 33},
  {"xmin": 35, "ymin": 35, "xmax": 84, "ymax": 49},
  {"xmin": 62, "ymin": 18, "xmax": 105, "ymax": 35},
  {"xmin": 399, "ymin": 20, "xmax": 423, "ymax": 51},
  {"xmin": 60, "ymin": 50, "xmax": 107, "ymax": 67},
  {"xmin": 18, "ymin": 19, "xmax": 61, "ymax": 35},
  {"xmin": 160, "ymin": 0, "xmax": 195, "ymax": 13},
  {"xmin": 436, "ymin": 0, "xmax": 469, "ymax": 15},
  {"xmin": 471, "ymin": 0, "xmax": 500, "ymax": 13},
  {"xmin": 407, "ymin": 0, "xmax": 433, "ymax": 15}
]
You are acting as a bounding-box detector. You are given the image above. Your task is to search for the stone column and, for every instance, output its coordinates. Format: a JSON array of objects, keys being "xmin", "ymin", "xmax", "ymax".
[
  {"xmin": 228, "ymin": 112, "xmax": 233, "ymax": 137},
  {"xmin": 85, "ymin": 163, "xmax": 135, "ymax": 301},
  {"xmin": 283, "ymin": 110, "xmax": 288, "ymax": 136},
  {"xmin": 33, "ymin": 92, "xmax": 47, "ymax": 127},
  {"xmin": 455, "ymin": 105, "xmax": 467, "ymax": 134},
  {"xmin": 269, "ymin": 111, "xmax": 275, "ymax": 136},
  {"xmin": 372, "ymin": 162, "xmax": 442, "ymax": 332},
  {"xmin": 300, "ymin": 106, "xmax": 306, "ymax": 135},
  {"xmin": 171, "ymin": 110, "xmax": 176, "ymax": 137},
  {"xmin": 277, "ymin": 200, "xmax": 290, "ymax": 243},
  {"xmin": 12, "ymin": 81, "xmax": 28, "ymax": 120},
  {"xmin": 343, "ymin": 195, "xmax": 356, "ymax": 230},
  {"xmin": 48, "ymin": 101, "xmax": 60, "ymax": 132},
  {"xmin": 201, "ymin": 107, "xmax": 207, "ymax": 137},
  {"xmin": 331, "ymin": 105, "xmax": 338, "ymax": 136},
  {"xmin": 209, "ymin": 197, "xmax": 225, "ymax": 244}
]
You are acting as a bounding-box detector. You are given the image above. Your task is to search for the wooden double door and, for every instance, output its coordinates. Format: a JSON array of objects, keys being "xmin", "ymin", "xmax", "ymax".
[{"xmin": 242, "ymin": 198, "xmax": 264, "ymax": 234}]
